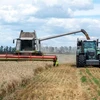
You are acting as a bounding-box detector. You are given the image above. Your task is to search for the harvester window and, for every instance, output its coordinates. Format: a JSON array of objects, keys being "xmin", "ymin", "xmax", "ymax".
[{"xmin": 21, "ymin": 40, "xmax": 33, "ymax": 51}]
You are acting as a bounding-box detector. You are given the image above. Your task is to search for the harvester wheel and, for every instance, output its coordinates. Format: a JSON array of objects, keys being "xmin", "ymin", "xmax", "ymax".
[{"xmin": 77, "ymin": 55, "xmax": 85, "ymax": 67}]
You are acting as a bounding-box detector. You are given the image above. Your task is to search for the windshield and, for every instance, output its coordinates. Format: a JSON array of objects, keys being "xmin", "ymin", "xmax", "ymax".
[
  {"xmin": 84, "ymin": 41, "xmax": 96, "ymax": 49},
  {"xmin": 21, "ymin": 40, "xmax": 33, "ymax": 51}
]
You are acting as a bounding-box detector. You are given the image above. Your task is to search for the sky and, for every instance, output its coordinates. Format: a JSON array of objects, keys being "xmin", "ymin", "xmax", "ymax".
[{"xmin": 0, "ymin": 0, "xmax": 100, "ymax": 47}]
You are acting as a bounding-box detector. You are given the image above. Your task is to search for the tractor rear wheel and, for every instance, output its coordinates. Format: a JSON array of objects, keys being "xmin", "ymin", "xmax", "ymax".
[
  {"xmin": 98, "ymin": 55, "xmax": 100, "ymax": 59},
  {"xmin": 76, "ymin": 55, "xmax": 85, "ymax": 67}
]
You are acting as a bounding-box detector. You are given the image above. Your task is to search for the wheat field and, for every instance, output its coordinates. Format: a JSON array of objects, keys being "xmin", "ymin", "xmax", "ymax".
[
  {"xmin": 0, "ymin": 61, "xmax": 53, "ymax": 99},
  {"xmin": 0, "ymin": 54, "xmax": 100, "ymax": 100},
  {"xmin": 6, "ymin": 64, "xmax": 83, "ymax": 100},
  {"xmin": 4, "ymin": 64, "xmax": 100, "ymax": 100}
]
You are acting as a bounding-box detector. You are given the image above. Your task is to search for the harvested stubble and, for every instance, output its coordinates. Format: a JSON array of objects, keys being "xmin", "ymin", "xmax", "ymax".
[
  {"xmin": 0, "ymin": 61, "xmax": 53, "ymax": 99},
  {"xmin": 5, "ymin": 64, "xmax": 89, "ymax": 100},
  {"xmin": 78, "ymin": 67, "xmax": 100, "ymax": 100},
  {"xmin": 5, "ymin": 64, "xmax": 100, "ymax": 100}
]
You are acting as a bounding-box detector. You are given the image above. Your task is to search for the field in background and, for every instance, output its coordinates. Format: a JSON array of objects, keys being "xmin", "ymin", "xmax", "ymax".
[
  {"xmin": 56, "ymin": 54, "xmax": 75, "ymax": 64},
  {"xmin": 0, "ymin": 54, "xmax": 100, "ymax": 100}
]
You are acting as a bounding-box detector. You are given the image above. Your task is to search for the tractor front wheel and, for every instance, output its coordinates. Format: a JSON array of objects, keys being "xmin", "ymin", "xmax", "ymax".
[
  {"xmin": 98, "ymin": 55, "xmax": 100, "ymax": 66},
  {"xmin": 76, "ymin": 55, "xmax": 85, "ymax": 68}
]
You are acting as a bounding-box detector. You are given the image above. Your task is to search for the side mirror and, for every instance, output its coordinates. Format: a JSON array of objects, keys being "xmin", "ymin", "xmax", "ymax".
[
  {"xmin": 97, "ymin": 39, "xmax": 99, "ymax": 46},
  {"xmin": 34, "ymin": 43, "xmax": 36, "ymax": 45},
  {"xmin": 13, "ymin": 40, "xmax": 15, "ymax": 43},
  {"xmin": 77, "ymin": 41, "xmax": 82, "ymax": 46}
]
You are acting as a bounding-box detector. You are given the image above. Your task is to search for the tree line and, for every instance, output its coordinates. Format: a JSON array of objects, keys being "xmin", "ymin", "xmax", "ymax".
[
  {"xmin": 41, "ymin": 46, "xmax": 76, "ymax": 54},
  {"xmin": 0, "ymin": 46, "xmax": 16, "ymax": 54},
  {"xmin": 0, "ymin": 46, "xmax": 76, "ymax": 54}
]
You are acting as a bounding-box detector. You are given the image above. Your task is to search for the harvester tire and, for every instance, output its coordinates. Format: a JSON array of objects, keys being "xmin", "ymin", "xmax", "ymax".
[{"xmin": 77, "ymin": 55, "xmax": 85, "ymax": 67}]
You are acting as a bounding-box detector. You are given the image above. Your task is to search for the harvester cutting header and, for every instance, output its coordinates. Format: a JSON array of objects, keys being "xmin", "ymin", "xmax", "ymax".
[{"xmin": 0, "ymin": 29, "xmax": 100, "ymax": 67}]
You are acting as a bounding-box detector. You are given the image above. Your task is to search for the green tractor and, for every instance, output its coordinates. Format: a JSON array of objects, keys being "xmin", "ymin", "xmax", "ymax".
[{"xmin": 76, "ymin": 39, "xmax": 100, "ymax": 67}]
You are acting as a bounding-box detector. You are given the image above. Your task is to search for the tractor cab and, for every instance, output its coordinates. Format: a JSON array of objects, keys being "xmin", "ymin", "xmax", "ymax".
[
  {"xmin": 83, "ymin": 41, "xmax": 97, "ymax": 50},
  {"xmin": 83, "ymin": 41, "xmax": 97, "ymax": 59},
  {"xmin": 76, "ymin": 39, "xmax": 100, "ymax": 67}
]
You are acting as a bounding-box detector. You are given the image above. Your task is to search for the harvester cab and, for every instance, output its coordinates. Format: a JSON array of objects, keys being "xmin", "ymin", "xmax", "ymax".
[
  {"xmin": 13, "ymin": 30, "xmax": 42, "ymax": 55},
  {"xmin": 76, "ymin": 39, "xmax": 100, "ymax": 67}
]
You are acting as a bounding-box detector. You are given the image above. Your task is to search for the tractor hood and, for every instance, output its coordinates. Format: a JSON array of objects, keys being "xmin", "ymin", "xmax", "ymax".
[{"xmin": 84, "ymin": 48, "xmax": 96, "ymax": 59}]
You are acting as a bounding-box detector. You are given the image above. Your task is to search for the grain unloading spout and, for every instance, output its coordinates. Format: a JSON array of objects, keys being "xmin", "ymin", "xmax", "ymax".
[
  {"xmin": 40, "ymin": 29, "xmax": 90, "ymax": 41},
  {"xmin": 81, "ymin": 29, "xmax": 90, "ymax": 40}
]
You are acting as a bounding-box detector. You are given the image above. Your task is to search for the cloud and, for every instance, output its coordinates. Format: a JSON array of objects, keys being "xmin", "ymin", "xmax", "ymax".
[
  {"xmin": 0, "ymin": 4, "xmax": 38, "ymax": 22},
  {"xmin": 0, "ymin": 0, "xmax": 33, "ymax": 6},
  {"xmin": 67, "ymin": 0, "xmax": 93, "ymax": 10},
  {"xmin": 45, "ymin": 18, "xmax": 100, "ymax": 36},
  {"xmin": 0, "ymin": 0, "xmax": 93, "ymax": 22},
  {"xmin": 34, "ymin": 6, "xmax": 73, "ymax": 18},
  {"xmin": 33, "ymin": 0, "xmax": 93, "ymax": 18},
  {"xmin": 74, "ymin": 4, "xmax": 100, "ymax": 17},
  {"xmin": 34, "ymin": 0, "xmax": 93, "ymax": 10},
  {"xmin": 0, "ymin": 31, "xmax": 17, "ymax": 46},
  {"xmin": 18, "ymin": 4, "xmax": 38, "ymax": 15}
]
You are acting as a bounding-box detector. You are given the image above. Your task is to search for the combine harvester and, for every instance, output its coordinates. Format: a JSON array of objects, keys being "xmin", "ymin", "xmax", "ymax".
[{"xmin": 0, "ymin": 29, "xmax": 100, "ymax": 67}]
